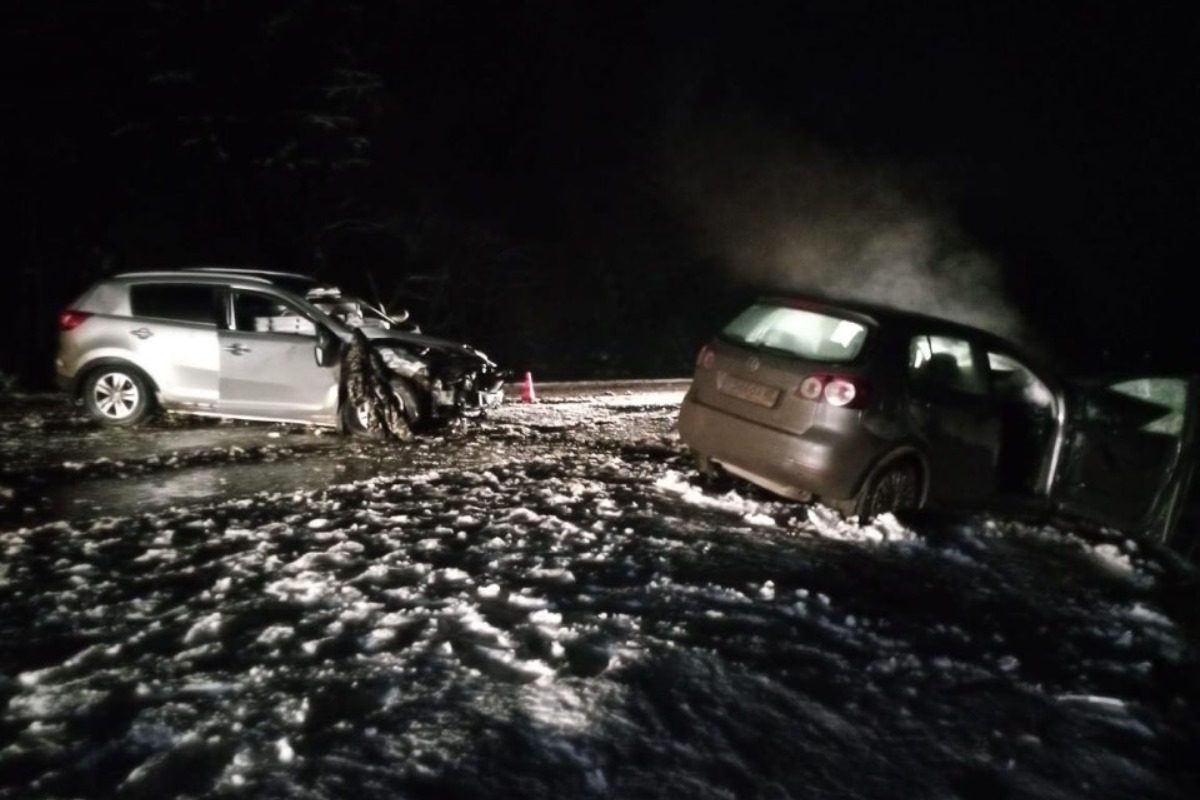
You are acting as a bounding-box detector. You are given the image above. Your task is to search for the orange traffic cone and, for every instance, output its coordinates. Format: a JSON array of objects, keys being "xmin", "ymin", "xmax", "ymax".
[{"xmin": 520, "ymin": 371, "xmax": 537, "ymax": 403}]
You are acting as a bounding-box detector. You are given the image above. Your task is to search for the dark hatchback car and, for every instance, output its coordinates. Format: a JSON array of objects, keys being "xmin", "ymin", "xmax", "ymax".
[{"xmin": 678, "ymin": 296, "xmax": 1197, "ymax": 540}]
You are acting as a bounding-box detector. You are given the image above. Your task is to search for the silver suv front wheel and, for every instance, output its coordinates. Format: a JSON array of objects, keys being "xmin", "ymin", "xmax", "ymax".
[
  {"xmin": 83, "ymin": 367, "xmax": 152, "ymax": 426},
  {"xmin": 342, "ymin": 378, "xmax": 422, "ymax": 439}
]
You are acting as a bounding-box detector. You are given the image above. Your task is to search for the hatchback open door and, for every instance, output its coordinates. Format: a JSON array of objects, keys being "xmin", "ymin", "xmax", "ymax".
[{"xmin": 1052, "ymin": 374, "xmax": 1198, "ymax": 541}]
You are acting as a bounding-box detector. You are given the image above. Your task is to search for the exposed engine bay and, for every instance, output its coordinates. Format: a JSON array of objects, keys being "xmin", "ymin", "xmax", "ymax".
[{"xmin": 307, "ymin": 286, "xmax": 505, "ymax": 436}]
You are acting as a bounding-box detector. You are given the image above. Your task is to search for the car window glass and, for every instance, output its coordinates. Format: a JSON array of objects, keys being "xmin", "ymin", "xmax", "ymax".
[
  {"xmin": 1085, "ymin": 378, "xmax": 1188, "ymax": 436},
  {"xmin": 721, "ymin": 304, "xmax": 869, "ymax": 362},
  {"xmin": 232, "ymin": 292, "xmax": 317, "ymax": 336},
  {"xmin": 129, "ymin": 284, "xmax": 219, "ymax": 325},
  {"xmin": 311, "ymin": 296, "xmax": 383, "ymax": 328},
  {"xmin": 909, "ymin": 335, "xmax": 987, "ymax": 396},
  {"xmin": 987, "ymin": 352, "xmax": 1053, "ymax": 407}
]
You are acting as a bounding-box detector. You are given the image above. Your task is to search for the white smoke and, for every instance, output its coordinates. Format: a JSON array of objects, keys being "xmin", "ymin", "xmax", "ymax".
[{"xmin": 668, "ymin": 122, "xmax": 1030, "ymax": 346}]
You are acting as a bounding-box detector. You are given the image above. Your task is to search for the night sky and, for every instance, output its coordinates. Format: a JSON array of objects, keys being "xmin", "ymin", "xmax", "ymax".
[{"xmin": 6, "ymin": 1, "xmax": 1197, "ymax": 384}]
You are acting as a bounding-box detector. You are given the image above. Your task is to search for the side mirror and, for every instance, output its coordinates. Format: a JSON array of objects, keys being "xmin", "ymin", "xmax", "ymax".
[{"xmin": 314, "ymin": 325, "xmax": 340, "ymax": 367}]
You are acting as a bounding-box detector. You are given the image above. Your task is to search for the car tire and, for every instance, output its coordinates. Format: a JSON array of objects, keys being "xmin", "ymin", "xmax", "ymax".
[
  {"xmin": 342, "ymin": 378, "xmax": 423, "ymax": 438},
  {"xmin": 693, "ymin": 453, "xmax": 736, "ymax": 492},
  {"xmin": 854, "ymin": 460, "xmax": 921, "ymax": 521},
  {"xmin": 82, "ymin": 366, "xmax": 153, "ymax": 427},
  {"xmin": 391, "ymin": 379, "xmax": 425, "ymax": 429},
  {"xmin": 341, "ymin": 394, "xmax": 380, "ymax": 438}
]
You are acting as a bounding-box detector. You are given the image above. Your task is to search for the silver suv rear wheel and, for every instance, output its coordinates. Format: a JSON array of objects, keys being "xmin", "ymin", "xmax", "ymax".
[{"xmin": 83, "ymin": 368, "xmax": 152, "ymax": 426}]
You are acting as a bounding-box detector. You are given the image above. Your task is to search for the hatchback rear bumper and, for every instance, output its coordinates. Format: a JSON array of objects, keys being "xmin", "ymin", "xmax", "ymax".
[{"xmin": 678, "ymin": 390, "xmax": 877, "ymax": 502}]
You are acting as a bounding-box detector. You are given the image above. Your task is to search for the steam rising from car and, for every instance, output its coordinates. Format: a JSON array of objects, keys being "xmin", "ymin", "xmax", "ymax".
[{"xmin": 668, "ymin": 122, "xmax": 1031, "ymax": 347}]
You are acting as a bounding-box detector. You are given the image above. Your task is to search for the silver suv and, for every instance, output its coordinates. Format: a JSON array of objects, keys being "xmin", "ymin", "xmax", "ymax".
[{"xmin": 56, "ymin": 269, "xmax": 504, "ymax": 431}]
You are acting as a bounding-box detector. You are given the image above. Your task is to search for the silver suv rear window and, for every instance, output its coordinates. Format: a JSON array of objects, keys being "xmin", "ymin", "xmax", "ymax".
[{"xmin": 721, "ymin": 303, "xmax": 869, "ymax": 362}]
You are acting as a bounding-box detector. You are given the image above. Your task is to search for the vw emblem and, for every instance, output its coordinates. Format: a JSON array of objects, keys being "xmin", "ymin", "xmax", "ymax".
[{"xmin": 746, "ymin": 356, "xmax": 760, "ymax": 372}]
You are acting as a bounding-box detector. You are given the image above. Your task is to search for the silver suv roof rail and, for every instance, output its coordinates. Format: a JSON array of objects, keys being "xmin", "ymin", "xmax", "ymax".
[
  {"xmin": 111, "ymin": 270, "xmax": 276, "ymax": 285},
  {"xmin": 191, "ymin": 267, "xmax": 318, "ymax": 281}
]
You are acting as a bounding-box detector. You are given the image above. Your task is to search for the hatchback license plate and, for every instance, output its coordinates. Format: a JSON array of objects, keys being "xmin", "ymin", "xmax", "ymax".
[{"xmin": 718, "ymin": 374, "xmax": 780, "ymax": 407}]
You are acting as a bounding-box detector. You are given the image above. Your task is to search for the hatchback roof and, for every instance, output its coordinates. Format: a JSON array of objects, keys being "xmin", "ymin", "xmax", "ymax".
[{"xmin": 762, "ymin": 293, "xmax": 1038, "ymax": 361}]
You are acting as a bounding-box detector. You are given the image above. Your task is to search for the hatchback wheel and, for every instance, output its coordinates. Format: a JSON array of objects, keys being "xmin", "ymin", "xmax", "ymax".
[
  {"xmin": 856, "ymin": 461, "xmax": 920, "ymax": 520},
  {"xmin": 83, "ymin": 368, "xmax": 152, "ymax": 426}
]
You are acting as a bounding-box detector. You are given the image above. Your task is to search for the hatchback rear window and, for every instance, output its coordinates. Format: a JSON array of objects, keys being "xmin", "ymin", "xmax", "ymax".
[{"xmin": 721, "ymin": 303, "xmax": 869, "ymax": 362}]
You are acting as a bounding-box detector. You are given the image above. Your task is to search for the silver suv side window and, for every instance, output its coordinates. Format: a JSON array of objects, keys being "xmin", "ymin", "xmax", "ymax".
[
  {"xmin": 129, "ymin": 284, "xmax": 219, "ymax": 325},
  {"xmin": 231, "ymin": 292, "xmax": 317, "ymax": 337},
  {"xmin": 908, "ymin": 335, "xmax": 988, "ymax": 396}
]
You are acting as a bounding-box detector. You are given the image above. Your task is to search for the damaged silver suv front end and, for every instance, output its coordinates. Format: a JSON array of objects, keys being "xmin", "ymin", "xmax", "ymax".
[
  {"xmin": 302, "ymin": 283, "xmax": 505, "ymax": 435},
  {"xmin": 339, "ymin": 324, "xmax": 505, "ymax": 438},
  {"xmin": 365, "ymin": 328, "xmax": 506, "ymax": 419}
]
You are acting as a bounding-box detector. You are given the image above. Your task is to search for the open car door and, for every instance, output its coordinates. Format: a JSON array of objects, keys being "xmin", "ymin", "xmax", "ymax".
[{"xmin": 1052, "ymin": 374, "xmax": 1198, "ymax": 541}]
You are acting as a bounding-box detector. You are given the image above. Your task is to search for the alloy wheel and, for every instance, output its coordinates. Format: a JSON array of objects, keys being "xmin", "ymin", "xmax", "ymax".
[
  {"xmin": 92, "ymin": 372, "xmax": 141, "ymax": 420},
  {"xmin": 866, "ymin": 465, "xmax": 918, "ymax": 517}
]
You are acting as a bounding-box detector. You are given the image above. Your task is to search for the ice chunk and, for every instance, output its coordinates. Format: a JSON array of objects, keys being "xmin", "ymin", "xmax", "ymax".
[
  {"xmin": 1056, "ymin": 694, "xmax": 1127, "ymax": 709},
  {"xmin": 184, "ymin": 613, "xmax": 224, "ymax": 645},
  {"xmin": 1092, "ymin": 543, "xmax": 1133, "ymax": 574},
  {"xmin": 505, "ymin": 508, "xmax": 544, "ymax": 524},
  {"xmin": 530, "ymin": 609, "xmax": 563, "ymax": 627},
  {"xmin": 257, "ymin": 625, "xmax": 294, "ymax": 646}
]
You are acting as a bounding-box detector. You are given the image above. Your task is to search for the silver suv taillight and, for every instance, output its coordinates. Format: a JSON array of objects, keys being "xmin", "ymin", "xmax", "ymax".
[{"xmin": 58, "ymin": 310, "xmax": 92, "ymax": 331}]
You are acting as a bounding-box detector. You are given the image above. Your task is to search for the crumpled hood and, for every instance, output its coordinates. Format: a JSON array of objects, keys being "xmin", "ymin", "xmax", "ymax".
[{"xmin": 355, "ymin": 325, "xmax": 494, "ymax": 365}]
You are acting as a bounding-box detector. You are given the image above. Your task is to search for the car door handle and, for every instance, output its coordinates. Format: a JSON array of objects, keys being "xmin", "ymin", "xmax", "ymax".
[
  {"xmin": 224, "ymin": 343, "xmax": 251, "ymax": 356},
  {"xmin": 131, "ymin": 327, "xmax": 153, "ymax": 340}
]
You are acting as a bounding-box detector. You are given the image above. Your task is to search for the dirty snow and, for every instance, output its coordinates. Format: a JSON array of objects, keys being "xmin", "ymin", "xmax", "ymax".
[{"xmin": 1, "ymin": 390, "xmax": 1198, "ymax": 799}]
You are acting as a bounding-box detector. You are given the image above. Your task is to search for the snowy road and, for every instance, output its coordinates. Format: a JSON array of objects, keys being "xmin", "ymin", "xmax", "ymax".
[{"xmin": 1, "ymin": 391, "xmax": 1198, "ymax": 799}]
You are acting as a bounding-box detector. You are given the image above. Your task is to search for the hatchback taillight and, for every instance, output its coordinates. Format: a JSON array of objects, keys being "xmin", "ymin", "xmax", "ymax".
[
  {"xmin": 58, "ymin": 310, "xmax": 92, "ymax": 331},
  {"xmin": 794, "ymin": 373, "xmax": 868, "ymax": 409},
  {"xmin": 797, "ymin": 375, "xmax": 824, "ymax": 400},
  {"xmin": 823, "ymin": 378, "xmax": 859, "ymax": 407}
]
